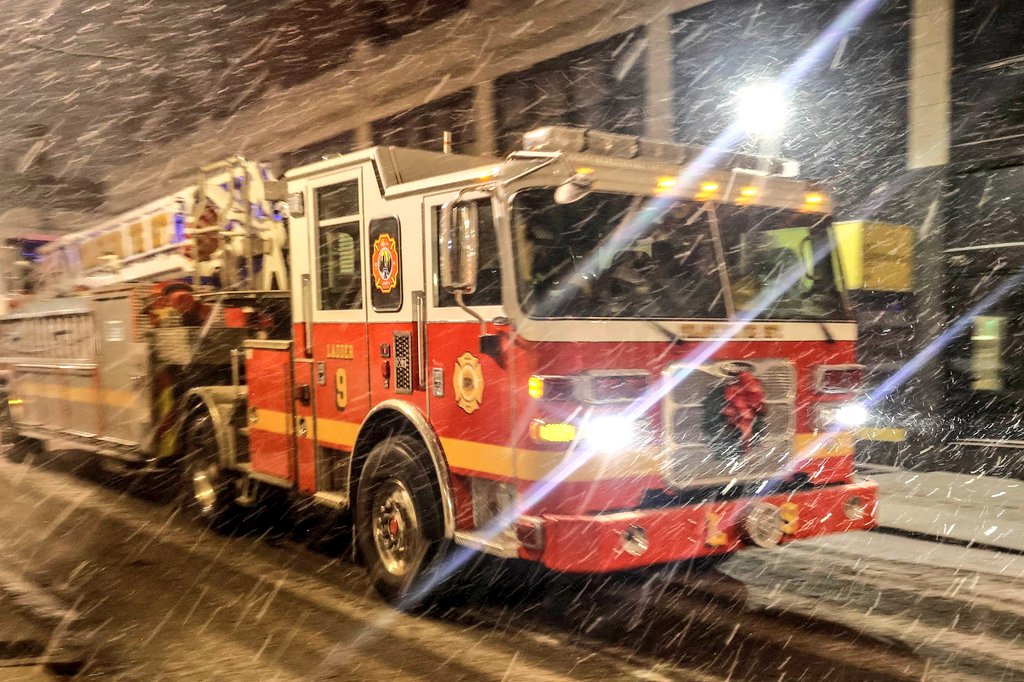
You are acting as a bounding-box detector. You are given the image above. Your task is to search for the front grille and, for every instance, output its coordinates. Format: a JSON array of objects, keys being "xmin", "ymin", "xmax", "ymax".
[{"xmin": 662, "ymin": 359, "xmax": 796, "ymax": 488}]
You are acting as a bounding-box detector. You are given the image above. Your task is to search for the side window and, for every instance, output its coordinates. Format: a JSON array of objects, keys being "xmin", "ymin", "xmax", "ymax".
[
  {"xmin": 434, "ymin": 199, "xmax": 501, "ymax": 307},
  {"xmin": 369, "ymin": 217, "xmax": 402, "ymax": 312},
  {"xmin": 316, "ymin": 180, "xmax": 362, "ymax": 311}
]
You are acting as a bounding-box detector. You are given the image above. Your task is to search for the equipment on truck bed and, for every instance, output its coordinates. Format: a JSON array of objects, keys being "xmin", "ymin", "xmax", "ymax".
[{"xmin": 34, "ymin": 158, "xmax": 287, "ymax": 294}]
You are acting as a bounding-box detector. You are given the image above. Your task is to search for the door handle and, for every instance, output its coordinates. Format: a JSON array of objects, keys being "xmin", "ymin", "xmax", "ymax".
[
  {"xmin": 301, "ymin": 274, "xmax": 314, "ymax": 358},
  {"xmin": 293, "ymin": 384, "xmax": 311, "ymax": 406},
  {"xmin": 413, "ymin": 290, "xmax": 426, "ymax": 390}
]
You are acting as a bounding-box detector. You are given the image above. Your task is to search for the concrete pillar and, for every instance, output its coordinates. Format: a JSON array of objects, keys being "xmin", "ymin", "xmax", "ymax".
[
  {"xmin": 473, "ymin": 81, "xmax": 498, "ymax": 157},
  {"xmin": 908, "ymin": 0, "xmax": 952, "ymax": 170},
  {"xmin": 644, "ymin": 12, "xmax": 674, "ymax": 141},
  {"xmin": 905, "ymin": 0, "xmax": 953, "ymax": 469}
]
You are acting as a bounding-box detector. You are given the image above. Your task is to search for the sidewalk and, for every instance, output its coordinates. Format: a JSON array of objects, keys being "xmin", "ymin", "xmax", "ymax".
[{"xmin": 865, "ymin": 467, "xmax": 1024, "ymax": 553}]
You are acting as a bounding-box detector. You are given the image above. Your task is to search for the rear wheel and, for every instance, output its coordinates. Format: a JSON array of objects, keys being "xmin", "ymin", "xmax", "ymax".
[
  {"xmin": 355, "ymin": 435, "xmax": 445, "ymax": 605},
  {"xmin": 180, "ymin": 411, "xmax": 238, "ymax": 529},
  {"xmin": 1, "ymin": 402, "xmax": 39, "ymax": 464}
]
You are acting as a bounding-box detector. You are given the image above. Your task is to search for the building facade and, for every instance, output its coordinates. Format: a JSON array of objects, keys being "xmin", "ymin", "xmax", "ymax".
[{"xmin": 106, "ymin": 0, "xmax": 1019, "ymax": 474}]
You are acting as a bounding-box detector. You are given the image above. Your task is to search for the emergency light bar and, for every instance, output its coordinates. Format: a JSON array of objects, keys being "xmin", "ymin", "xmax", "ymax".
[{"xmin": 521, "ymin": 126, "xmax": 798, "ymax": 178}]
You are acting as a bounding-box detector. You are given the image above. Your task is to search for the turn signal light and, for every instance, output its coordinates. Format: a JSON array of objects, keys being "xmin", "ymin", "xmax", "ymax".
[
  {"xmin": 529, "ymin": 420, "xmax": 577, "ymax": 443},
  {"xmin": 805, "ymin": 192, "xmax": 825, "ymax": 204},
  {"xmin": 527, "ymin": 375, "xmax": 576, "ymax": 401}
]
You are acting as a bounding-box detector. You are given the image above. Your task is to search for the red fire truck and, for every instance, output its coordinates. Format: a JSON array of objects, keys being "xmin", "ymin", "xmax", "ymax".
[{"xmin": 3, "ymin": 127, "xmax": 876, "ymax": 603}]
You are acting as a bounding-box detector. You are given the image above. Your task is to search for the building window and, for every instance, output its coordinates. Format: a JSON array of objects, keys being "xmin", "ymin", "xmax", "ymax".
[
  {"xmin": 373, "ymin": 89, "xmax": 475, "ymax": 153},
  {"xmin": 671, "ymin": 0, "xmax": 909, "ymax": 216},
  {"xmin": 283, "ymin": 130, "xmax": 357, "ymax": 170},
  {"xmin": 495, "ymin": 30, "xmax": 646, "ymax": 155},
  {"xmin": 955, "ymin": 1, "xmax": 1024, "ymax": 71}
]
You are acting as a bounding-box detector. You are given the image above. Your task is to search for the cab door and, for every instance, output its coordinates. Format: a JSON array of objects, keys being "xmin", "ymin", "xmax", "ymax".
[
  {"xmin": 422, "ymin": 194, "xmax": 512, "ymax": 479},
  {"xmin": 365, "ymin": 213, "xmax": 427, "ymax": 415},
  {"xmin": 297, "ymin": 168, "xmax": 370, "ymax": 495}
]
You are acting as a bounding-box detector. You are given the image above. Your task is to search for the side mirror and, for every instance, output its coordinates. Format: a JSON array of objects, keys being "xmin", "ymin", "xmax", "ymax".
[{"xmin": 439, "ymin": 200, "xmax": 479, "ymax": 294}]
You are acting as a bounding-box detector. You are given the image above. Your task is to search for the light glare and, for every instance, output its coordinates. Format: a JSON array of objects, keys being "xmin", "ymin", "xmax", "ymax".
[
  {"xmin": 584, "ymin": 416, "xmax": 636, "ymax": 452},
  {"xmin": 835, "ymin": 403, "xmax": 869, "ymax": 428},
  {"xmin": 736, "ymin": 82, "xmax": 788, "ymax": 136}
]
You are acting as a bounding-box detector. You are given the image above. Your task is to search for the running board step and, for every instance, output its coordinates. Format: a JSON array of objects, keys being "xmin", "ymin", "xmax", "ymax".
[{"xmin": 312, "ymin": 491, "xmax": 348, "ymax": 510}]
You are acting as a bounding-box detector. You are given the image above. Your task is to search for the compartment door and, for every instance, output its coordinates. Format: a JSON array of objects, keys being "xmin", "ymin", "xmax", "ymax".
[
  {"xmin": 246, "ymin": 341, "xmax": 295, "ymax": 483},
  {"xmin": 94, "ymin": 294, "xmax": 152, "ymax": 446}
]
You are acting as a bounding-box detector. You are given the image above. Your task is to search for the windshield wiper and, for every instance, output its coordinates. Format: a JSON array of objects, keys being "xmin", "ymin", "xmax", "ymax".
[
  {"xmin": 647, "ymin": 320, "xmax": 685, "ymax": 345},
  {"xmin": 817, "ymin": 320, "xmax": 835, "ymax": 344},
  {"xmin": 647, "ymin": 320, "xmax": 688, "ymax": 364}
]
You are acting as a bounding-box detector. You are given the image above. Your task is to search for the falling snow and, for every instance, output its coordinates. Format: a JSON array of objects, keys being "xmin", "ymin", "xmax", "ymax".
[{"xmin": 0, "ymin": 1, "xmax": 1022, "ymax": 680}]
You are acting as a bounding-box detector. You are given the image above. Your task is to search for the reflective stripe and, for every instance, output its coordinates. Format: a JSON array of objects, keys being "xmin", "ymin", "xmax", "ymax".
[
  {"xmin": 856, "ymin": 427, "xmax": 906, "ymax": 443},
  {"xmin": 793, "ymin": 432, "xmax": 855, "ymax": 458},
  {"xmin": 16, "ymin": 381, "xmax": 138, "ymax": 409},
  {"xmin": 250, "ymin": 407, "xmax": 849, "ymax": 481}
]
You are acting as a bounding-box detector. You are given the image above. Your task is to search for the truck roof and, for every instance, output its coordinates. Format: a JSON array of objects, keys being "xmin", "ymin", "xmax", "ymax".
[
  {"xmin": 283, "ymin": 126, "xmax": 825, "ymax": 211},
  {"xmin": 283, "ymin": 145, "xmax": 498, "ymax": 190}
]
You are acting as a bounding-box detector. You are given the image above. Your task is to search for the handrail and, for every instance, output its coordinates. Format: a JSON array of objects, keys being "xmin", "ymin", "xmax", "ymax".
[{"xmin": 12, "ymin": 362, "xmax": 98, "ymax": 373}]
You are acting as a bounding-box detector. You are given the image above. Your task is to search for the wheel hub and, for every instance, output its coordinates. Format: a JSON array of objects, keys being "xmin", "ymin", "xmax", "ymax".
[
  {"xmin": 191, "ymin": 461, "xmax": 219, "ymax": 515},
  {"xmin": 372, "ymin": 480, "xmax": 420, "ymax": 577}
]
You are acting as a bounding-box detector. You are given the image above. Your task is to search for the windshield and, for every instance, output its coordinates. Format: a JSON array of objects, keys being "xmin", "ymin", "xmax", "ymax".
[
  {"xmin": 512, "ymin": 188, "xmax": 848, "ymax": 321},
  {"xmin": 718, "ymin": 204, "xmax": 847, "ymax": 321}
]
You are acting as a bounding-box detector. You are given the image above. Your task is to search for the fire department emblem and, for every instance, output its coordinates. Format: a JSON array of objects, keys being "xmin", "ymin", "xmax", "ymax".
[
  {"xmin": 702, "ymin": 370, "xmax": 767, "ymax": 458},
  {"xmin": 453, "ymin": 352, "xmax": 484, "ymax": 414},
  {"xmin": 371, "ymin": 233, "xmax": 399, "ymax": 294}
]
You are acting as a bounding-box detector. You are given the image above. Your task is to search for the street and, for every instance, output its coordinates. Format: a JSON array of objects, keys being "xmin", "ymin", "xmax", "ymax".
[{"xmin": 0, "ymin": 453, "xmax": 1021, "ymax": 681}]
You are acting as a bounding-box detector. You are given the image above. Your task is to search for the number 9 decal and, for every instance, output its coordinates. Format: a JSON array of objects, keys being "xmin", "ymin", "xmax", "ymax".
[{"xmin": 335, "ymin": 368, "xmax": 347, "ymax": 410}]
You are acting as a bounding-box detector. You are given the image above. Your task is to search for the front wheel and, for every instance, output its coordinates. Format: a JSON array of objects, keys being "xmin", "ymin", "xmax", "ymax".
[
  {"xmin": 355, "ymin": 435, "xmax": 445, "ymax": 605},
  {"xmin": 180, "ymin": 411, "xmax": 238, "ymax": 529}
]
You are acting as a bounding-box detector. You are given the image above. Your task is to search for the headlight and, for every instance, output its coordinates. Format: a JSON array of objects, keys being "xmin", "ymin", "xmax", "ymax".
[
  {"xmin": 582, "ymin": 415, "xmax": 637, "ymax": 452},
  {"xmin": 815, "ymin": 403, "xmax": 868, "ymax": 430},
  {"xmin": 836, "ymin": 403, "xmax": 869, "ymax": 428}
]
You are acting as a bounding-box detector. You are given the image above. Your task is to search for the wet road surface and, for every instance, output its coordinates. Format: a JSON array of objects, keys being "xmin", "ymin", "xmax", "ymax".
[{"xmin": 0, "ymin": 453, "xmax": 1021, "ymax": 681}]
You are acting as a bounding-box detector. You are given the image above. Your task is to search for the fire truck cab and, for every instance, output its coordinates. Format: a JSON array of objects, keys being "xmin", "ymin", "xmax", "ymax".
[{"xmin": 4, "ymin": 127, "xmax": 877, "ymax": 604}]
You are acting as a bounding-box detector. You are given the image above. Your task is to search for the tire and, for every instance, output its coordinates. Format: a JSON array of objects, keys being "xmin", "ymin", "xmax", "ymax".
[
  {"xmin": 180, "ymin": 410, "xmax": 238, "ymax": 529},
  {"xmin": 355, "ymin": 435, "xmax": 445, "ymax": 605},
  {"xmin": 1, "ymin": 402, "xmax": 40, "ymax": 464}
]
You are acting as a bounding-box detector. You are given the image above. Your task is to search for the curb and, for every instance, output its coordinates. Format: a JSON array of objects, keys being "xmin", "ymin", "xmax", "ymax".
[{"xmin": 872, "ymin": 524, "xmax": 1024, "ymax": 557}]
